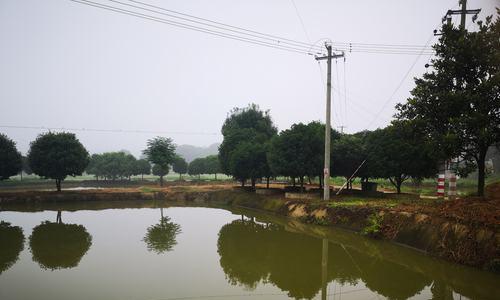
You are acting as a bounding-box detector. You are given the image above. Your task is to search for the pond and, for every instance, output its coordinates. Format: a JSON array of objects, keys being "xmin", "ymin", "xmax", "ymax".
[{"xmin": 0, "ymin": 203, "xmax": 499, "ymax": 300}]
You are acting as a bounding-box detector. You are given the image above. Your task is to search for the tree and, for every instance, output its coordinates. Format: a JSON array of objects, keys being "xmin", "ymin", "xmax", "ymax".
[
  {"xmin": 188, "ymin": 157, "xmax": 206, "ymax": 179},
  {"xmin": 135, "ymin": 159, "xmax": 151, "ymax": 181},
  {"xmin": 28, "ymin": 132, "xmax": 89, "ymax": 191},
  {"xmin": 204, "ymin": 155, "xmax": 221, "ymax": 180},
  {"xmin": 396, "ymin": 13, "xmax": 500, "ymax": 196},
  {"xmin": 152, "ymin": 164, "xmax": 169, "ymax": 182},
  {"xmin": 331, "ymin": 133, "xmax": 366, "ymax": 189},
  {"xmin": 0, "ymin": 133, "xmax": 22, "ymax": 180},
  {"xmin": 143, "ymin": 137, "xmax": 176, "ymax": 186},
  {"xmin": 172, "ymin": 155, "xmax": 188, "ymax": 180},
  {"xmin": 219, "ymin": 104, "xmax": 277, "ymax": 188},
  {"xmin": 366, "ymin": 121, "xmax": 438, "ymax": 193}
]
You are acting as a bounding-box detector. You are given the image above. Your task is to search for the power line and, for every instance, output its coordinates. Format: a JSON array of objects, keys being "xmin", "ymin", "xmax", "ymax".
[
  {"xmin": 67, "ymin": 0, "xmax": 436, "ymax": 56},
  {"xmin": 69, "ymin": 0, "xmax": 317, "ymax": 55},
  {"xmin": 0, "ymin": 125, "xmax": 220, "ymax": 136}
]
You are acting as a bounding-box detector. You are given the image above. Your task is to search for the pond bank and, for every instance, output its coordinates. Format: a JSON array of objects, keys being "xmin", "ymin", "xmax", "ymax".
[{"xmin": 0, "ymin": 186, "xmax": 498, "ymax": 273}]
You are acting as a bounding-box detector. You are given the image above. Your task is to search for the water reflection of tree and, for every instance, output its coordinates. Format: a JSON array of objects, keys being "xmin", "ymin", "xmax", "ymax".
[
  {"xmin": 0, "ymin": 222, "xmax": 25, "ymax": 274},
  {"xmin": 217, "ymin": 219, "xmax": 431, "ymax": 300},
  {"xmin": 29, "ymin": 211, "xmax": 92, "ymax": 270},
  {"xmin": 143, "ymin": 208, "xmax": 181, "ymax": 254}
]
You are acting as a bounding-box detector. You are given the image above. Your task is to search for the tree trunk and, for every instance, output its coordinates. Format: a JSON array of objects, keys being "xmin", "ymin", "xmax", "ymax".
[
  {"xmin": 20, "ymin": 172, "xmax": 22, "ymax": 181},
  {"xmin": 241, "ymin": 180, "xmax": 245, "ymax": 187},
  {"xmin": 160, "ymin": 175, "xmax": 164, "ymax": 187},
  {"xmin": 56, "ymin": 211, "xmax": 62, "ymax": 224},
  {"xmin": 292, "ymin": 177, "xmax": 296, "ymax": 187},
  {"xmin": 266, "ymin": 176, "xmax": 270, "ymax": 189},
  {"xmin": 477, "ymin": 148, "xmax": 487, "ymax": 197},
  {"xmin": 56, "ymin": 179, "xmax": 62, "ymax": 192},
  {"xmin": 251, "ymin": 178, "xmax": 256, "ymax": 189},
  {"xmin": 300, "ymin": 176, "xmax": 304, "ymax": 191},
  {"xmin": 142, "ymin": 174, "xmax": 144, "ymax": 181},
  {"xmin": 215, "ymin": 173, "xmax": 217, "ymax": 180},
  {"xmin": 308, "ymin": 177, "xmax": 312, "ymax": 185},
  {"xmin": 179, "ymin": 173, "xmax": 181, "ymax": 180},
  {"xmin": 319, "ymin": 174, "xmax": 323, "ymax": 189}
]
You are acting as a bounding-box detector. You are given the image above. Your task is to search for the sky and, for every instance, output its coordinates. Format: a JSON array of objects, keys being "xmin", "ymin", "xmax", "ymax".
[{"xmin": 0, "ymin": 0, "xmax": 497, "ymax": 157}]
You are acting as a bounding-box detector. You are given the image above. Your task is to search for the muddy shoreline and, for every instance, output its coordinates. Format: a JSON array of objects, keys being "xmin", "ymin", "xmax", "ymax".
[{"xmin": 0, "ymin": 187, "xmax": 498, "ymax": 273}]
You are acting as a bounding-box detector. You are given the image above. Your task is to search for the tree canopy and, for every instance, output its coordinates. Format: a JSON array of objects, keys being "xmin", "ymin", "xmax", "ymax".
[
  {"xmin": 172, "ymin": 155, "xmax": 188, "ymax": 179},
  {"xmin": 143, "ymin": 137, "xmax": 176, "ymax": 186},
  {"xmin": 396, "ymin": 12, "xmax": 500, "ymax": 196},
  {"xmin": 0, "ymin": 133, "xmax": 22, "ymax": 180},
  {"xmin": 28, "ymin": 132, "xmax": 89, "ymax": 191},
  {"xmin": 219, "ymin": 104, "xmax": 277, "ymax": 187}
]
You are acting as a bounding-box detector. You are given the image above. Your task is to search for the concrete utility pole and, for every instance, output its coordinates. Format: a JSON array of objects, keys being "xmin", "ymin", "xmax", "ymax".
[
  {"xmin": 441, "ymin": 0, "xmax": 480, "ymax": 30},
  {"xmin": 316, "ymin": 44, "xmax": 344, "ymax": 201}
]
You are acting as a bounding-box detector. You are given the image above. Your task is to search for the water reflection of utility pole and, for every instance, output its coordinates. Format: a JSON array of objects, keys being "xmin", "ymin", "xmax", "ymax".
[{"xmin": 321, "ymin": 239, "xmax": 329, "ymax": 300}]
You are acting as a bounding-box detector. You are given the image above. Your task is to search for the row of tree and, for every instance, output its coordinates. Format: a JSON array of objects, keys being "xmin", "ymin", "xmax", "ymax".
[
  {"xmin": 218, "ymin": 13, "xmax": 499, "ymax": 196},
  {"xmin": 218, "ymin": 104, "xmax": 438, "ymax": 193},
  {"xmin": 0, "ymin": 132, "xmax": 224, "ymax": 190}
]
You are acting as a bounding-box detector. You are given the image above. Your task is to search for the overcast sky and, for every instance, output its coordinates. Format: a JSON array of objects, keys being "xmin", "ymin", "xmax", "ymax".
[{"xmin": 0, "ymin": 0, "xmax": 497, "ymax": 157}]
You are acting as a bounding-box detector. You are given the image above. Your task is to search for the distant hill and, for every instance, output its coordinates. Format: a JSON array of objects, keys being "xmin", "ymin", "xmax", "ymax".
[{"xmin": 175, "ymin": 143, "xmax": 220, "ymax": 162}]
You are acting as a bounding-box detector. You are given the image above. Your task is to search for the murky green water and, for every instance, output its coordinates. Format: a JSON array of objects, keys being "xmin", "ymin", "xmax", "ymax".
[{"xmin": 0, "ymin": 203, "xmax": 499, "ymax": 300}]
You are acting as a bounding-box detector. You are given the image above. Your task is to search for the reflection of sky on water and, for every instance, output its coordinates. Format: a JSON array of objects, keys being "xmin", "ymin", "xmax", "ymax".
[{"xmin": 0, "ymin": 207, "xmax": 498, "ymax": 300}]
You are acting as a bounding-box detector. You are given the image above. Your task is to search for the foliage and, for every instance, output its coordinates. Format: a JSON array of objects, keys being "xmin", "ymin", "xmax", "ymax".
[
  {"xmin": 143, "ymin": 137, "xmax": 176, "ymax": 186},
  {"xmin": 268, "ymin": 122, "xmax": 336, "ymax": 188},
  {"xmin": 152, "ymin": 164, "xmax": 169, "ymax": 177},
  {"xmin": 0, "ymin": 133, "xmax": 22, "ymax": 180},
  {"xmin": 362, "ymin": 213, "xmax": 383, "ymax": 237},
  {"xmin": 21, "ymin": 155, "xmax": 32, "ymax": 175},
  {"xmin": 219, "ymin": 104, "xmax": 277, "ymax": 187},
  {"xmin": 0, "ymin": 221, "xmax": 24, "ymax": 274},
  {"xmin": 365, "ymin": 121, "xmax": 439, "ymax": 193},
  {"xmin": 172, "ymin": 154, "xmax": 188, "ymax": 178},
  {"xmin": 135, "ymin": 158, "xmax": 151, "ymax": 177},
  {"xmin": 28, "ymin": 132, "xmax": 89, "ymax": 191},
  {"xmin": 204, "ymin": 155, "xmax": 222, "ymax": 175},
  {"xmin": 86, "ymin": 152, "xmax": 142, "ymax": 180},
  {"xmin": 396, "ymin": 12, "xmax": 500, "ymax": 196},
  {"xmin": 188, "ymin": 157, "xmax": 206, "ymax": 177},
  {"xmin": 143, "ymin": 216, "xmax": 181, "ymax": 254},
  {"xmin": 331, "ymin": 133, "xmax": 366, "ymax": 181},
  {"xmin": 29, "ymin": 221, "xmax": 92, "ymax": 270}
]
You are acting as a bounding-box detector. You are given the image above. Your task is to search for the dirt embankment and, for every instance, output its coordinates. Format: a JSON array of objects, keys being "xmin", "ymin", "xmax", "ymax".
[{"xmin": 1, "ymin": 184, "xmax": 499, "ymax": 272}]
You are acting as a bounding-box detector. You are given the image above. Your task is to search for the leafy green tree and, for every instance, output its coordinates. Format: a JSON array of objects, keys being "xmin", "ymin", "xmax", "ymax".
[
  {"xmin": 219, "ymin": 104, "xmax": 277, "ymax": 188},
  {"xmin": 229, "ymin": 142, "xmax": 268, "ymax": 187},
  {"xmin": 188, "ymin": 157, "xmax": 206, "ymax": 179},
  {"xmin": 396, "ymin": 13, "xmax": 500, "ymax": 196},
  {"xmin": 331, "ymin": 133, "xmax": 366, "ymax": 189},
  {"xmin": 152, "ymin": 164, "xmax": 169, "ymax": 182},
  {"xmin": 172, "ymin": 155, "xmax": 188, "ymax": 180},
  {"xmin": 366, "ymin": 121, "xmax": 438, "ymax": 193},
  {"xmin": 0, "ymin": 222, "xmax": 24, "ymax": 274},
  {"xmin": 143, "ymin": 137, "xmax": 176, "ymax": 186},
  {"xmin": 204, "ymin": 155, "xmax": 221, "ymax": 180},
  {"xmin": 86, "ymin": 153, "xmax": 104, "ymax": 180},
  {"xmin": 0, "ymin": 133, "xmax": 22, "ymax": 180},
  {"xmin": 28, "ymin": 132, "xmax": 89, "ymax": 191},
  {"xmin": 135, "ymin": 159, "xmax": 151, "ymax": 181},
  {"xmin": 268, "ymin": 122, "xmax": 337, "ymax": 189}
]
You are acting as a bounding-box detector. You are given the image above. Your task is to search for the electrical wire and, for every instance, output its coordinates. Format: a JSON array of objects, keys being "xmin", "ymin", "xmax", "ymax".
[
  {"xmin": 69, "ymin": 0, "xmax": 319, "ymax": 55},
  {"xmin": 0, "ymin": 125, "xmax": 221, "ymax": 136},
  {"xmin": 66, "ymin": 0, "xmax": 435, "ymax": 56}
]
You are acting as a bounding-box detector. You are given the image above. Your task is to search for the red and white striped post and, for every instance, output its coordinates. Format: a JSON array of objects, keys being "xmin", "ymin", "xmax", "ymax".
[
  {"xmin": 437, "ymin": 174, "xmax": 445, "ymax": 198},
  {"xmin": 448, "ymin": 173, "xmax": 457, "ymax": 200}
]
